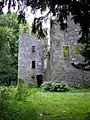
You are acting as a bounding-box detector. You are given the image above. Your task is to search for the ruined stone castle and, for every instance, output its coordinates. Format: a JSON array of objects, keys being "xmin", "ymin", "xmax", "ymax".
[
  {"xmin": 47, "ymin": 15, "xmax": 90, "ymax": 85},
  {"xmin": 18, "ymin": 34, "xmax": 44, "ymax": 86},
  {"xmin": 18, "ymin": 15, "xmax": 90, "ymax": 86}
]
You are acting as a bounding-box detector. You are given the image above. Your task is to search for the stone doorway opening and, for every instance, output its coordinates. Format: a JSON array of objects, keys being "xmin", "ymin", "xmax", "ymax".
[{"xmin": 36, "ymin": 74, "xmax": 43, "ymax": 87}]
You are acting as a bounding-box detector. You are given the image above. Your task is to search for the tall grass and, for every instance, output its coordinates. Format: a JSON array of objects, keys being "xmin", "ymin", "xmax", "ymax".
[{"xmin": 0, "ymin": 85, "xmax": 90, "ymax": 120}]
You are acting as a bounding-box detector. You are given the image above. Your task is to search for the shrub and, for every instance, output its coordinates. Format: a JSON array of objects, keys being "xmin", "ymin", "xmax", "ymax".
[
  {"xmin": 0, "ymin": 86, "xmax": 11, "ymax": 118},
  {"xmin": 41, "ymin": 81, "xmax": 71, "ymax": 92},
  {"xmin": 0, "ymin": 68, "xmax": 17, "ymax": 86},
  {"xmin": 15, "ymin": 80, "xmax": 26, "ymax": 101}
]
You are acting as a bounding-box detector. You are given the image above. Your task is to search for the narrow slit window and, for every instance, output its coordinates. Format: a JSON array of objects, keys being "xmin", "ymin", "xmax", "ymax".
[
  {"xmin": 32, "ymin": 46, "xmax": 35, "ymax": 52},
  {"xmin": 63, "ymin": 46, "xmax": 69, "ymax": 59},
  {"xmin": 32, "ymin": 61, "xmax": 35, "ymax": 69}
]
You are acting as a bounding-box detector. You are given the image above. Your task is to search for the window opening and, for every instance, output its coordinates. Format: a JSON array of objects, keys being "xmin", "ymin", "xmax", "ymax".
[
  {"xmin": 32, "ymin": 61, "xmax": 35, "ymax": 68},
  {"xmin": 32, "ymin": 46, "xmax": 35, "ymax": 52},
  {"xmin": 63, "ymin": 46, "xmax": 69, "ymax": 59}
]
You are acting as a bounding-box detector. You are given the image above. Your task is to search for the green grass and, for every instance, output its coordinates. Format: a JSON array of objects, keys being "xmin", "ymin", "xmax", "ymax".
[{"xmin": 0, "ymin": 87, "xmax": 90, "ymax": 120}]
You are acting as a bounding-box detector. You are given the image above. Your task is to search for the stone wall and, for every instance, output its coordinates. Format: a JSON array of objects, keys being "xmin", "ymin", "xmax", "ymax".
[
  {"xmin": 18, "ymin": 34, "xmax": 44, "ymax": 85},
  {"xmin": 48, "ymin": 15, "xmax": 90, "ymax": 86}
]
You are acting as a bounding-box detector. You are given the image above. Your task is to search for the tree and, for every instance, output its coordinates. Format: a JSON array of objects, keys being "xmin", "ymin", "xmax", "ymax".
[
  {"xmin": 0, "ymin": 13, "xmax": 19, "ymax": 85},
  {"xmin": 0, "ymin": 0, "xmax": 90, "ymax": 69},
  {"xmin": 1, "ymin": 0, "xmax": 90, "ymax": 38}
]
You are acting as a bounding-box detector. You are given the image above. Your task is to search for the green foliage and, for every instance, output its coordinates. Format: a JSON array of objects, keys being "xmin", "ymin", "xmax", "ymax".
[
  {"xmin": 0, "ymin": 86, "xmax": 10, "ymax": 106},
  {"xmin": 0, "ymin": 86, "xmax": 11, "ymax": 118},
  {"xmin": 0, "ymin": 86, "xmax": 90, "ymax": 120},
  {"xmin": 0, "ymin": 13, "xmax": 19, "ymax": 85},
  {"xmin": 15, "ymin": 80, "xmax": 38, "ymax": 101},
  {"xmin": 15, "ymin": 80, "xmax": 26, "ymax": 101},
  {"xmin": 41, "ymin": 81, "xmax": 71, "ymax": 92},
  {"xmin": 0, "ymin": 13, "xmax": 31, "ymax": 86},
  {"xmin": 1, "ymin": 0, "xmax": 90, "ymax": 53},
  {"xmin": 71, "ymin": 44, "xmax": 87, "ymax": 56},
  {"xmin": 63, "ymin": 46, "xmax": 70, "ymax": 59},
  {"xmin": 28, "ymin": 88, "xmax": 38, "ymax": 95},
  {"xmin": 32, "ymin": 19, "xmax": 47, "ymax": 39},
  {"xmin": 0, "ymin": 86, "xmax": 37, "ymax": 120},
  {"xmin": 19, "ymin": 22, "xmax": 30, "ymax": 34}
]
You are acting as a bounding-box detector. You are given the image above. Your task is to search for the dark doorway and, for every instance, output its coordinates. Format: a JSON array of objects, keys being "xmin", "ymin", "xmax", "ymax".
[{"xmin": 36, "ymin": 74, "xmax": 43, "ymax": 87}]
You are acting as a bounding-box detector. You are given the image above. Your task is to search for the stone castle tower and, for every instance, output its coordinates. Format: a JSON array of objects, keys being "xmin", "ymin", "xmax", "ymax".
[
  {"xmin": 18, "ymin": 34, "xmax": 44, "ymax": 86},
  {"xmin": 48, "ymin": 15, "xmax": 90, "ymax": 86}
]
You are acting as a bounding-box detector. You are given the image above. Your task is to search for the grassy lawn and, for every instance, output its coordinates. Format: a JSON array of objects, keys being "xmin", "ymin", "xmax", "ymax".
[{"xmin": 0, "ymin": 87, "xmax": 90, "ymax": 120}]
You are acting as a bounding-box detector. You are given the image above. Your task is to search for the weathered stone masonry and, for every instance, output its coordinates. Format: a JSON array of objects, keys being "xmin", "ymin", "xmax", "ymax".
[
  {"xmin": 48, "ymin": 15, "xmax": 90, "ymax": 85},
  {"xmin": 18, "ymin": 34, "xmax": 44, "ymax": 85}
]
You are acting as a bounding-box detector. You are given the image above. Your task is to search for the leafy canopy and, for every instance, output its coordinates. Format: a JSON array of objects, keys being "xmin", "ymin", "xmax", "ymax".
[
  {"xmin": 0, "ymin": 13, "xmax": 19, "ymax": 85},
  {"xmin": 1, "ymin": 0, "xmax": 90, "ymax": 39}
]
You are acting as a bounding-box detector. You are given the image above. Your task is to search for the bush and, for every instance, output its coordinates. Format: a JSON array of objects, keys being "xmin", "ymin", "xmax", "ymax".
[
  {"xmin": 0, "ymin": 86, "xmax": 11, "ymax": 118},
  {"xmin": 0, "ymin": 67, "xmax": 17, "ymax": 86},
  {"xmin": 41, "ymin": 81, "xmax": 71, "ymax": 92},
  {"xmin": 0, "ymin": 86, "xmax": 38, "ymax": 120},
  {"xmin": 15, "ymin": 80, "xmax": 26, "ymax": 101}
]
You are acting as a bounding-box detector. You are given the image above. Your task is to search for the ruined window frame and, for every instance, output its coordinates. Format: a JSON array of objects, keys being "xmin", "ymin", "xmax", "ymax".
[
  {"xmin": 63, "ymin": 45, "xmax": 70, "ymax": 59},
  {"xmin": 32, "ymin": 46, "xmax": 35, "ymax": 52},
  {"xmin": 32, "ymin": 61, "xmax": 35, "ymax": 69}
]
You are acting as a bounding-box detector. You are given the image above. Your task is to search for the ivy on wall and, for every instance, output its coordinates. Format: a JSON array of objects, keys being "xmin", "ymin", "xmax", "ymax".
[
  {"xmin": 71, "ymin": 44, "xmax": 86, "ymax": 56},
  {"xmin": 63, "ymin": 46, "xmax": 70, "ymax": 59}
]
